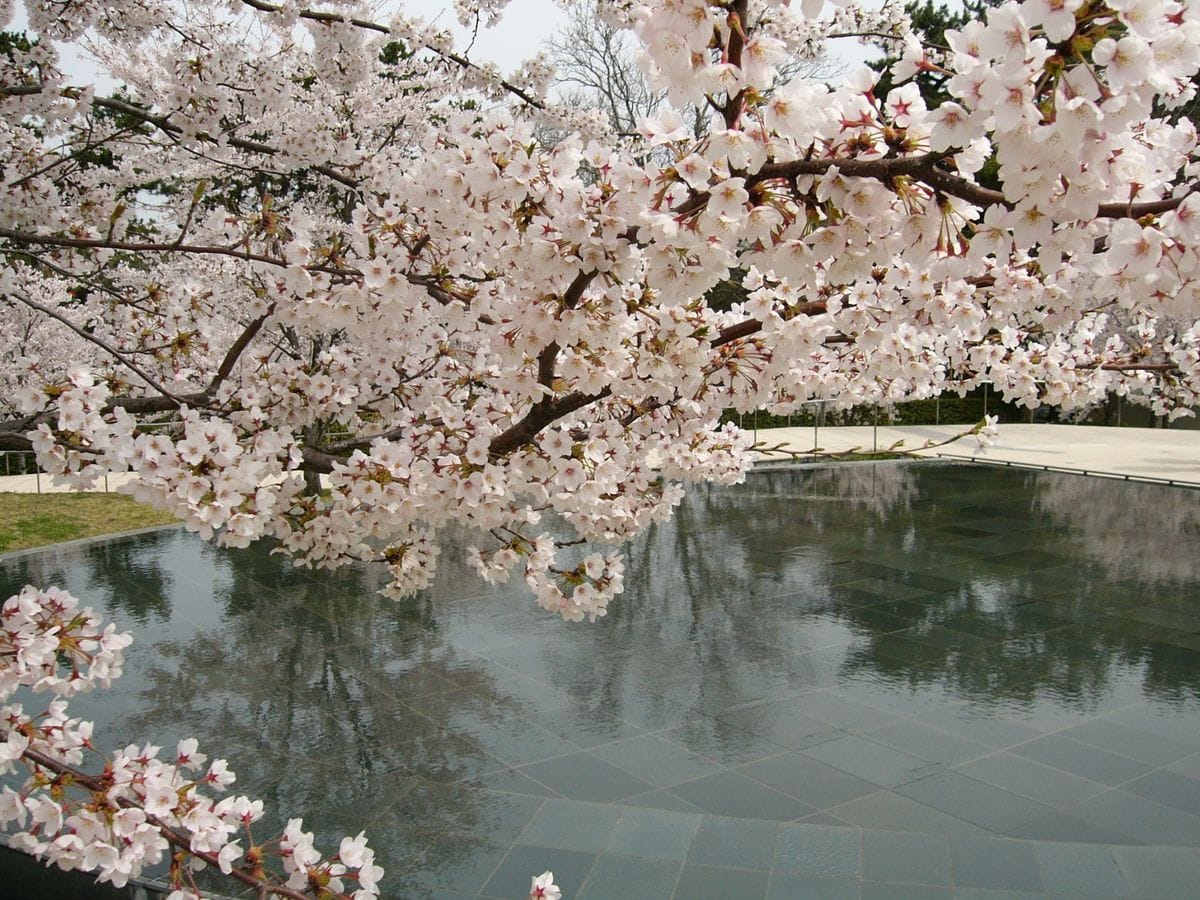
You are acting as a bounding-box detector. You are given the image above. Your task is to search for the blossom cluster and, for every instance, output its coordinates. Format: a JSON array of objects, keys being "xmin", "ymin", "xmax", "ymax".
[
  {"xmin": 0, "ymin": 586, "xmax": 383, "ymax": 898},
  {"xmin": 0, "ymin": 0, "xmax": 1198, "ymax": 617}
]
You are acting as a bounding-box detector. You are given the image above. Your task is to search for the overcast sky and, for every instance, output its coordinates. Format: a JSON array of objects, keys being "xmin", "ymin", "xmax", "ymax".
[{"xmin": 429, "ymin": 0, "xmax": 568, "ymax": 70}]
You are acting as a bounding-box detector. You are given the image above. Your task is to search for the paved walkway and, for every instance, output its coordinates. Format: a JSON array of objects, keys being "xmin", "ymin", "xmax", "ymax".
[
  {"xmin": 750, "ymin": 423, "xmax": 1200, "ymax": 487},
  {"xmin": 1, "ymin": 424, "xmax": 1198, "ymax": 492}
]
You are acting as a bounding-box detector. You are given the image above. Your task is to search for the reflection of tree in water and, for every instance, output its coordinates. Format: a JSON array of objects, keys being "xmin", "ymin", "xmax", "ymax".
[
  {"xmin": 1030, "ymin": 474, "xmax": 1200, "ymax": 585},
  {"xmin": 830, "ymin": 466, "xmax": 1200, "ymax": 706},
  {"xmin": 8, "ymin": 462, "xmax": 1200, "ymax": 894},
  {"xmin": 0, "ymin": 530, "xmax": 178, "ymax": 623},
  {"xmin": 81, "ymin": 534, "xmax": 176, "ymax": 623},
  {"xmin": 544, "ymin": 463, "xmax": 1200, "ymax": 731},
  {"xmin": 116, "ymin": 540, "xmax": 552, "ymax": 895},
  {"xmin": 534, "ymin": 465, "xmax": 925, "ymax": 754}
]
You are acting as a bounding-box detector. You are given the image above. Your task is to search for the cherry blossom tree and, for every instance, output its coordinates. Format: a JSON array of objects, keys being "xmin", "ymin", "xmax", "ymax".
[
  {"xmin": 1, "ymin": 0, "xmax": 1198, "ymax": 620},
  {"xmin": 1, "ymin": 0, "xmax": 1199, "ymax": 894}
]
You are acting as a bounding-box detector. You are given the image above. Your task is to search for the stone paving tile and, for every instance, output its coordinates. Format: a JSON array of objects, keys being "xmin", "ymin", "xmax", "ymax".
[
  {"xmin": 479, "ymin": 845, "xmax": 596, "ymax": 899},
  {"xmin": 668, "ymin": 770, "xmax": 817, "ymax": 821},
  {"xmin": 588, "ymin": 733, "xmax": 726, "ymax": 788},
  {"xmin": 1057, "ymin": 718, "xmax": 1195, "ymax": 767},
  {"xmin": 792, "ymin": 691, "xmax": 902, "ymax": 733},
  {"xmin": 914, "ymin": 706, "xmax": 1047, "ymax": 749},
  {"xmin": 861, "ymin": 830, "xmax": 951, "ymax": 886},
  {"xmin": 1064, "ymin": 788, "xmax": 1200, "ymax": 846},
  {"xmin": 1112, "ymin": 845, "xmax": 1200, "ymax": 899},
  {"xmin": 396, "ymin": 832, "xmax": 510, "ymax": 896},
  {"xmin": 860, "ymin": 883, "xmax": 954, "ymax": 900},
  {"xmin": 896, "ymin": 771, "xmax": 1055, "ymax": 834},
  {"xmin": 517, "ymin": 752, "xmax": 654, "ymax": 804},
  {"xmin": 1105, "ymin": 705, "xmax": 1200, "ymax": 751},
  {"xmin": 952, "ymin": 751, "xmax": 1109, "ymax": 808},
  {"xmin": 947, "ymin": 835, "xmax": 1045, "ymax": 893},
  {"xmin": 622, "ymin": 788, "xmax": 708, "ymax": 814},
  {"xmin": 576, "ymin": 854, "xmax": 682, "ymax": 900},
  {"xmin": 470, "ymin": 767, "xmax": 559, "ymax": 798},
  {"xmin": 686, "ymin": 814, "xmax": 780, "ymax": 870},
  {"xmin": 864, "ymin": 719, "xmax": 992, "ymax": 768},
  {"xmin": 717, "ymin": 698, "xmax": 844, "ymax": 750},
  {"xmin": 1167, "ymin": 752, "xmax": 1200, "ymax": 780},
  {"xmin": 1032, "ymin": 841, "xmax": 1129, "ymax": 896},
  {"xmin": 605, "ymin": 807, "xmax": 702, "ymax": 861},
  {"xmin": 1011, "ymin": 734, "xmax": 1156, "ymax": 786},
  {"xmin": 671, "ymin": 864, "xmax": 771, "ymax": 899},
  {"xmin": 802, "ymin": 735, "xmax": 943, "ymax": 789},
  {"xmin": 736, "ymin": 751, "xmax": 879, "ymax": 811},
  {"xmin": 825, "ymin": 790, "xmax": 992, "ymax": 836},
  {"xmin": 773, "ymin": 823, "xmax": 862, "ymax": 879},
  {"xmin": 655, "ymin": 718, "xmax": 785, "ymax": 767},
  {"xmin": 517, "ymin": 798, "xmax": 622, "ymax": 853},
  {"xmin": 450, "ymin": 789, "xmax": 543, "ymax": 844},
  {"xmin": 525, "ymin": 703, "xmax": 646, "ymax": 749},
  {"xmin": 765, "ymin": 872, "xmax": 861, "ymax": 900},
  {"xmin": 1120, "ymin": 768, "xmax": 1200, "ymax": 818},
  {"xmin": 1006, "ymin": 809, "xmax": 1146, "ymax": 845}
]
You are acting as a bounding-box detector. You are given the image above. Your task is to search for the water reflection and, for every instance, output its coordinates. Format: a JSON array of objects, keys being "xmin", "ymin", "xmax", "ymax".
[{"xmin": 2, "ymin": 462, "xmax": 1200, "ymax": 893}]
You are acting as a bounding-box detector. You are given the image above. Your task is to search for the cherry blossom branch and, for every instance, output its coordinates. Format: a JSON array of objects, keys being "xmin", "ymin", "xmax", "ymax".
[
  {"xmin": 236, "ymin": 0, "xmax": 547, "ymax": 109},
  {"xmin": 207, "ymin": 309, "xmax": 275, "ymax": 397},
  {"xmin": 0, "ymin": 586, "xmax": 383, "ymax": 900},
  {"xmin": 751, "ymin": 155, "xmax": 1198, "ymax": 220},
  {"xmin": 0, "ymin": 88, "xmax": 360, "ymax": 190},
  {"xmin": 753, "ymin": 417, "xmax": 1001, "ymax": 460},
  {"xmin": 17, "ymin": 747, "xmax": 314, "ymax": 900},
  {"xmin": 722, "ymin": 1, "xmax": 750, "ymax": 128},
  {"xmin": 6, "ymin": 291, "xmax": 187, "ymax": 405}
]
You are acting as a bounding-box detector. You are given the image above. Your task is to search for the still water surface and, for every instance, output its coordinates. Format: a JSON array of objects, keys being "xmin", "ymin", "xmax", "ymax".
[{"xmin": 3, "ymin": 462, "xmax": 1200, "ymax": 898}]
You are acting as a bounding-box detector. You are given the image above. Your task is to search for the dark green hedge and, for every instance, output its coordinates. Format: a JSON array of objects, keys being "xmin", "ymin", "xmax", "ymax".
[{"xmin": 720, "ymin": 394, "xmax": 1028, "ymax": 429}]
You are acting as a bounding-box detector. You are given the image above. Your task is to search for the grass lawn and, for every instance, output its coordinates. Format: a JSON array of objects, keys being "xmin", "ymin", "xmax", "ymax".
[{"xmin": 0, "ymin": 493, "xmax": 178, "ymax": 553}]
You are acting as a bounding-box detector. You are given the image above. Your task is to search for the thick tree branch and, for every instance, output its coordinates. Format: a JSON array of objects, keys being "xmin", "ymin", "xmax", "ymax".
[
  {"xmin": 207, "ymin": 309, "xmax": 274, "ymax": 396},
  {"xmin": 723, "ymin": 1, "xmax": 750, "ymax": 129},
  {"xmin": 488, "ymin": 388, "xmax": 612, "ymax": 459},
  {"xmin": 752, "ymin": 154, "xmax": 1198, "ymax": 219}
]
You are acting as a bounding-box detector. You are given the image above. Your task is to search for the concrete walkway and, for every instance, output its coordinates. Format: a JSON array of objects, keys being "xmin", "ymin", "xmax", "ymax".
[
  {"xmin": 1, "ymin": 424, "xmax": 1198, "ymax": 493},
  {"xmin": 750, "ymin": 423, "xmax": 1200, "ymax": 486}
]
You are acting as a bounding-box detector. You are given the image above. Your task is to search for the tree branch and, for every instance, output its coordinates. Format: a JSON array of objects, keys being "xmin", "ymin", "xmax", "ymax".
[
  {"xmin": 20, "ymin": 746, "xmax": 314, "ymax": 900},
  {"xmin": 7, "ymin": 291, "xmax": 187, "ymax": 404},
  {"xmin": 237, "ymin": 0, "xmax": 546, "ymax": 109},
  {"xmin": 751, "ymin": 153, "xmax": 1198, "ymax": 219}
]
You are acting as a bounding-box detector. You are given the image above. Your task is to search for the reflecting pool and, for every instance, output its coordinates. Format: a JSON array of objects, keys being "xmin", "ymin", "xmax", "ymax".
[{"xmin": 4, "ymin": 462, "xmax": 1200, "ymax": 899}]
